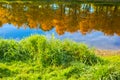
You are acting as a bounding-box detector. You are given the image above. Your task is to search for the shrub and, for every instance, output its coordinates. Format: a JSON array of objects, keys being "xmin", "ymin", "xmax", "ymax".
[
  {"xmin": 0, "ymin": 35, "xmax": 102, "ymax": 66},
  {"xmin": 20, "ymin": 35, "xmax": 102, "ymax": 67}
]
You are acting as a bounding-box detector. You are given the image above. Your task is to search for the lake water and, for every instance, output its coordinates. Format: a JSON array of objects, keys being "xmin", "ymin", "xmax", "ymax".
[{"xmin": 0, "ymin": 2, "xmax": 120, "ymax": 50}]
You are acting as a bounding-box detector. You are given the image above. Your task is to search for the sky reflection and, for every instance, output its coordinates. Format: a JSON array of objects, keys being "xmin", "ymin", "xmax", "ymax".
[{"xmin": 0, "ymin": 24, "xmax": 120, "ymax": 50}]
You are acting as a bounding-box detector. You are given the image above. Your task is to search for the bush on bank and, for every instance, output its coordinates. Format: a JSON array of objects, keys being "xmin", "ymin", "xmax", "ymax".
[
  {"xmin": 0, "ymin": 35, "xmax": 119, "ymax": 80},
  {"xmin": 0, "ymin": 35, "xmax": 102, "ymax": 66}
]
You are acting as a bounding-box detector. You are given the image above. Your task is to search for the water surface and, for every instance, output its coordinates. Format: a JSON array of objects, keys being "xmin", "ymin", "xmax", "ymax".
[{"xmin": 0, "ymin": 2, "xmax": 120, "ymax": 50}]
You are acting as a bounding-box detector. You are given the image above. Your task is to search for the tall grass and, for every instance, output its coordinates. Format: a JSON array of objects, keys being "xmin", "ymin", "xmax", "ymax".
[{"xmin": 0, "ymin": 35, "xmax": 120, "ymax": 80}]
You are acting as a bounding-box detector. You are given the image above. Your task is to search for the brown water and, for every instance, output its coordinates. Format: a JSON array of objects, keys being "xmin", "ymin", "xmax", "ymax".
[{"xmin": 0, "ymin": 2, "xmax": 120, "ymax": 50}]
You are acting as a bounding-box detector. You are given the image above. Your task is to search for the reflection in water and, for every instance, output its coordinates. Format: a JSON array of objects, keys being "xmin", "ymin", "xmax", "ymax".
[
  {"xmin": 0, "ymin": 2, "xmax": 120, "ymax": 35},
  {"xmin": 0, "ymin": 2, "xmax": 120, "ymax": 49}
]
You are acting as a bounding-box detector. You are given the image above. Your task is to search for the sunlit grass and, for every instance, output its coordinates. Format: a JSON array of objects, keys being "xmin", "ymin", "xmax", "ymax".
[{"xmin": 0, "ymin": 35, "xmax": 120, "ymax": 80}]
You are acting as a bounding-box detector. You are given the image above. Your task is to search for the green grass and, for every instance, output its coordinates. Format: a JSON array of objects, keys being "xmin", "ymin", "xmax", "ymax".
[{"xmin": 0, "ymin": 35, "xmax": 120, "ymax": 80}]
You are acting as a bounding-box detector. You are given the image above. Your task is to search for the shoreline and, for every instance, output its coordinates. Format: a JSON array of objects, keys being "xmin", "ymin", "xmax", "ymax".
[{"xmin": 95, "ymin": 49, "xmax": 120, "ymax": 56}]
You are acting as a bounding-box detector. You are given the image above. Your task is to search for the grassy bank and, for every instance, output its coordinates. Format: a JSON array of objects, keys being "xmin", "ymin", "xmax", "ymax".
[{"xmin": 0, "ymin": 35, "xmax": 120, "ymax": 80}]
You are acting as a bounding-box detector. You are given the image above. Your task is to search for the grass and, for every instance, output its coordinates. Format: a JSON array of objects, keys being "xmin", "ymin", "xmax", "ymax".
[{"xmin": 0, "ymin": 35, "xmax": 120, "ymax": 80}]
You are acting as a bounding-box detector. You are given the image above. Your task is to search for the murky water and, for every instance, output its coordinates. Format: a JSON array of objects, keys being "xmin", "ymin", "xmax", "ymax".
[{"xmin": 0, "ymin": 2, "xmax": 120, "ymax": 50}]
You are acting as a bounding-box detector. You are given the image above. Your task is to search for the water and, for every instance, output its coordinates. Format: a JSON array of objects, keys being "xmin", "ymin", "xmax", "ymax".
[{"xmin": 0, "ymin": 2, "xmax": 120, "ymax": 50}]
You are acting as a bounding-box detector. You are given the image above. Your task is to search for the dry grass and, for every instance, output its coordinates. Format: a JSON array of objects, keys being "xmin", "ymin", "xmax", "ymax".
[{"xmin": 95, "ymin": 49, "xmax": 120, "ymax": 56}]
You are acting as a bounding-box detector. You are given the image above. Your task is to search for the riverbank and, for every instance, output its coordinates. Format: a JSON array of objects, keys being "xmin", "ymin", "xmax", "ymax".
[
  {"xmin": 0, "ymin": 35, "xmax": 120, "ymax": 80},
  {"xmin": 95, "ymin": 49, "xmax": 120, "ymax": 56}
]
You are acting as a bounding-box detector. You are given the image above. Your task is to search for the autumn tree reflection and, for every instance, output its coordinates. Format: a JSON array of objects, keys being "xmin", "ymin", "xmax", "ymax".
[{"xmin": 0, "ymin": 2, "xmax": 120, "ymax": 36}]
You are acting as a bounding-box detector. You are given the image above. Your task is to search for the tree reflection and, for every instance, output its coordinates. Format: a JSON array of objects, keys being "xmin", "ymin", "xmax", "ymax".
[{"xmin": 0, "ymin": 2, "xmax": 120, "ymax": 36}]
